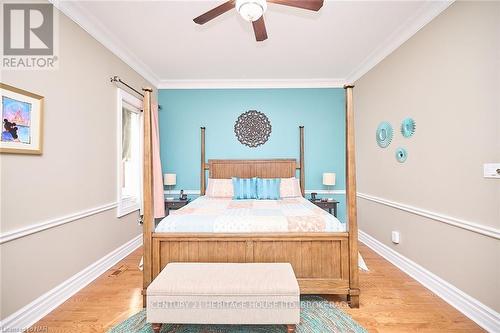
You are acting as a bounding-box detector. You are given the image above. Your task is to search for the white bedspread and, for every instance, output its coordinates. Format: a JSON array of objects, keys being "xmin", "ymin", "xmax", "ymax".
[{"xmin": 156, "ymin": 196, "xmax": 346, "ymax": 233}]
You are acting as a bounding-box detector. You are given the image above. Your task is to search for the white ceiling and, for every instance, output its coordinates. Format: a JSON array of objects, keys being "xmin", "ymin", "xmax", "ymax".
[{"xmin": 53, "ymin": 1, "xmax": 452, "ymax": 88}]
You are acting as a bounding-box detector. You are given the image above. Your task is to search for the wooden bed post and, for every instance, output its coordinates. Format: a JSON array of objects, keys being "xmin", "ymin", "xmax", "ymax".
[
  {"xmin": 200, "ymin": 127, "xmax": 206, "ymax": 195},
  {"xmin": 344, "ymin": 84, "xmax": 360, "ymax": 308},
  {"xmin": 142, "ymin": 87, "xmax": 154, "ymax": 307},
  {"xmin": 299, "ymin": 126, "xmax": 305, "ymax": 197}
]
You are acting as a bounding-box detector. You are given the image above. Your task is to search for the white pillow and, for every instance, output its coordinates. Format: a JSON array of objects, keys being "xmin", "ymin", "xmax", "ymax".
[
  {"xmin": 280, "ymin": 177, "xmax": 302, "ymax": 198},
  {"xmin": 206, "ymin": 178, "xmax": 233, "ymax": 198}
]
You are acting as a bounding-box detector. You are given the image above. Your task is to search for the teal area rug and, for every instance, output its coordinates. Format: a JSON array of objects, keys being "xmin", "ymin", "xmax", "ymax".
[{"xmin": 108, "ymin": 296, "xmax": 367, "ymax": 333}]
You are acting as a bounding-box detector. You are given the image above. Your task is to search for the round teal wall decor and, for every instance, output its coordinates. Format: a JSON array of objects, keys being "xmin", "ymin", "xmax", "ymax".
[
  {"xmin": 401, "ymin": 118, "xmax": 416, "ymax": 138},
  {"xmin": 376, "ymin": 122, "xmax": 393, "ymax": 148},
  {"xmin": 395, "ymin": 147, "xmax": 408, "ymax": 163}
]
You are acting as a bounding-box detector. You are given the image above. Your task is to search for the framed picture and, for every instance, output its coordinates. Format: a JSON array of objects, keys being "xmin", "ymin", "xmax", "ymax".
[{"xmin": 0, "ymin": 83, "xmax": 44, "ymax": 154}]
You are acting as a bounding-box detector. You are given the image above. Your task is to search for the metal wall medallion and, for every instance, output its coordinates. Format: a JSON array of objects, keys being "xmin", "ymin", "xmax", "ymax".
[
  {"xmin": 395, "ymin": 147, "xmax": 408, "ymax": 163},
  {"xmin": 376, "ymin": 122, "xmax": 393, "ymax": 148},
  {"xmin": 401, "ymin": 118, "xmax": 416, "ymax": 138},
  {"xmin": 234, "ymin": 110, "xmax": 272, "ymax": 148}
]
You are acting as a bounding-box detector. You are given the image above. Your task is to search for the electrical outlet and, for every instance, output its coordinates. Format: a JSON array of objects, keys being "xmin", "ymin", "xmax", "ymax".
[{"xmin": 391, "ymin": 231, "xmax": 400, "ymax": 244}]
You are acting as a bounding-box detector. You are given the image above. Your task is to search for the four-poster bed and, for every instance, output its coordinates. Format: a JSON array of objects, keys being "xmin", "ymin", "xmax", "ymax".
[{"xmin": 140, "ymin": 85, "xmax": 359, "ymax": 308}]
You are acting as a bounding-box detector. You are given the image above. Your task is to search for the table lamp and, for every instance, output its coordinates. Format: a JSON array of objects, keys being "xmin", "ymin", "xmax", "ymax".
[
  {"xmin": 164, "ymin": 173, "xmax": 176, "ymax": 200},
  {"xmin": 322, "ymin": 172, "xmax": 336, "ymax": 201}
]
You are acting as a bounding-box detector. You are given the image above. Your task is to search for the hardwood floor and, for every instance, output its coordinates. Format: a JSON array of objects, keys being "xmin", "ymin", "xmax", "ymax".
[{"xmin": 30, "ymin": 244, "xmax": 484, "ymax": 333}]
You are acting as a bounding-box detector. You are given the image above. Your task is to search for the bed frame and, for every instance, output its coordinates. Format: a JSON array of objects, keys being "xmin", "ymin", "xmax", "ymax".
[{"xmin": 140, "ymin": 85, "xmax": 359, "ymax": 307}]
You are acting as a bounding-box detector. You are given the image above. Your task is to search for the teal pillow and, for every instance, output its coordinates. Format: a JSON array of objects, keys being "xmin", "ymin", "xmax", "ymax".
[
  {"xmin": 232, "ymin": 177, "xmax": 257, "ymax": 200},
  {"xmin": 256, "ymin": 178, "xmax": 281, "ymax": 200}
]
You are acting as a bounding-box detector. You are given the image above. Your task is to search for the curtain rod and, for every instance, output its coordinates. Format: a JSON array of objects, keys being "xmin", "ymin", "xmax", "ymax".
[
  {"xmin": 110, "ymin": 76, "xmax": 162, "ymax": 110},
  {"xmin": 110, "ymin": 76, "xmax": 144, "ymax": 97}
]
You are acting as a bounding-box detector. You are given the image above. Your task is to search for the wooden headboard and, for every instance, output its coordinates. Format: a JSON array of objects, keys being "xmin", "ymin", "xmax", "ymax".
[
  {"xmin": 209, "ymin": 159, "xmax": 297, "ymax": 179},
  {"xmin": 200, "ymin": 127, "xmax": 305, "ymax": 196}
]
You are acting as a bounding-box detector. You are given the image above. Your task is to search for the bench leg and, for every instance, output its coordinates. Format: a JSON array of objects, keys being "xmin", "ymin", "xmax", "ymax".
[
  {"xmin": 152, "ymin": 323, "xmax": 162, "ymax": 333},
  {"xmin": 286, "ymin": 324, "xmax": 296, "ymax": 333}
]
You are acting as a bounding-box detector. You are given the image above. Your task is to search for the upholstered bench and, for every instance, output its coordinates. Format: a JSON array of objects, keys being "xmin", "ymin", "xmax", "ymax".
[{"xmin": 147, "ymin": 263, "xmax": 300, "ymax": 333}]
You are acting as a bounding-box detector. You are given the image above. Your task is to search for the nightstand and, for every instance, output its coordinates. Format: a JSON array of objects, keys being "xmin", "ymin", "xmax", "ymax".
[
  {"xmin": 310, "ymin": 199, "xmax": 338, "ymax": 217},
  {"xmin": 165, "ymin": 199, "xmax": 190, "ymax": 216}
]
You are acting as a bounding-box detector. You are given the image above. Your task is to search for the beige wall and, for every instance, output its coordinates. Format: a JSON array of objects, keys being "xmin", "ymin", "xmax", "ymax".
[
  {"xmin": 354, "ymin": 2, "xmax": 500, "ymax": 311},
  {"xmin": 0, "ymin": 10, "xmax": 155, "ymax": 318}
]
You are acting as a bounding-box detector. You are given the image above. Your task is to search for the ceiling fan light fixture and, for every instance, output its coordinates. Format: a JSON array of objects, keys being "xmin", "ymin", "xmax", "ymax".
[{"xmin": 236, "ymin": 0, "xmax": 267, "ymax": 22}]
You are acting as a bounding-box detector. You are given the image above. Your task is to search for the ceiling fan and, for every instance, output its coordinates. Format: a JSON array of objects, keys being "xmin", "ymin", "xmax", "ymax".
[{"xmin": 193, "ymin": 0, "xmax": 324, "ymax": 42}]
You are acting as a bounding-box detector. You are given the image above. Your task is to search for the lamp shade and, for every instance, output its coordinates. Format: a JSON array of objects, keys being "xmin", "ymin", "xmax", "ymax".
[
  {"xmin": 322, "ymin": 173, "xmax": 336, "ymax": 186},
  {"xmin": 163, "ymin": 173, "xmax": 176, "ymax": 186}
]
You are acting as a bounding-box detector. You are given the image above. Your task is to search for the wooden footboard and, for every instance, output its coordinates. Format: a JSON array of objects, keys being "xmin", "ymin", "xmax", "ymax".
[{"xmin": 151, "ymin": 233, "xmax": 351, "ymax": 296}]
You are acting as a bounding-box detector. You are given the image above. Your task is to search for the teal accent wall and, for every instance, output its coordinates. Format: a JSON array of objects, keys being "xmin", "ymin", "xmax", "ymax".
[{"xmin": 158, "ymin": 88, "xmax": 347, "ymax": 222}]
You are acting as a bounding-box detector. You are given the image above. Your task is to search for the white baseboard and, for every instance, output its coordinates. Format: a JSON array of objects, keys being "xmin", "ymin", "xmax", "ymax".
[
  {"xmin": 0, "ymin": 234, "xmax": 142, "ymax": 332},
  {"xmin": 359, "ymin": 230, "xmax": 500, "ymax": 332}
]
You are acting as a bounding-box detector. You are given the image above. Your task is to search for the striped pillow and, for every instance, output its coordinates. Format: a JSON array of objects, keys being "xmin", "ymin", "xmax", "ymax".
[
  {"xmin": 232, "ymin": 177, "xmax": 257, "ymax": 200},
  {"xmin": 256, "ymin": 178, "xmax": 281, "ymax": 200}
]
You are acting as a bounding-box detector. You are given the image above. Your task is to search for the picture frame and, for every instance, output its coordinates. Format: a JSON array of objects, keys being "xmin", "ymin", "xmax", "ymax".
[{"xmin": 1, "ymin": 83, "xmax": 44, "ymax": 155}]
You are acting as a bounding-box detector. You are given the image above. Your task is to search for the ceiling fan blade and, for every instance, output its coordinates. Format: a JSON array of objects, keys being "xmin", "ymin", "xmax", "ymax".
[
  {"xmin": 252, "ymin": 16, "xmax": 268, "ymax": 42},
  {"xmin": 267, "ymin": 0, "xmax": 324, "ymax": 11},
  {"xmin": 193, "ymin": 1, "xmax": 235, "ymax": 25}
]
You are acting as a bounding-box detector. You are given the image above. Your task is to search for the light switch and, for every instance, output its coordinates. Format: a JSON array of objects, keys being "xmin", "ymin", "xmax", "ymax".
[
  {"xmin": 483, "ymin": 163, "xmax": 500, "ymax": 179},
  {"xmin": 391, "ymin": 231, "xmax": 400, "ymax": 244}
]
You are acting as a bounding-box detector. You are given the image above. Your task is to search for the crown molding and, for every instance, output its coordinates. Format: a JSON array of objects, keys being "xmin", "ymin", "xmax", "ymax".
[
  {"xmin": 49, "ymin": 0, "xmax": 160, "ymax": 87},
  {"xmin": 346, "ymin": 0, "xmax": 454, "ymax": 83},
  {"xmin": 50, "ymin": 0, "xmax": 452, "ymax": 90},
  {"xmin": 157, "ymin": 78, "xmax": 346, "ymax": 89}
]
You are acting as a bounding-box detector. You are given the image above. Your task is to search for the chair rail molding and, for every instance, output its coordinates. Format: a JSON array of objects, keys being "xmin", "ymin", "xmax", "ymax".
[
  {"xmin": 359, "ymin": 230, "xmax": 500, "ymax": 332},
  {"xmin": 0, "ymin": 235, "xmax": 142, "ymax": 332},
  {"xmin": 0, "ymin": 202, "xmax": 119, "ymax": 244},
  {"xmin": 164, "ymin": 189, "xmax": 347, "ymax": 195},
  {"xmin": 305, "ymin": 190, "xmax": 346, "ymax": 195},
  {"xmin": 357, "ymin": 192, "xmax": 500, "ymax": 239}
]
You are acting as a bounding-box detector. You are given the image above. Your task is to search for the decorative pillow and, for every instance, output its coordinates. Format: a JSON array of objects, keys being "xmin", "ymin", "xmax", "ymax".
[
  {"xmin": 232, "ymin": 177, "xmax": 257, "ymax": 200},
  {"xmin": 206, "ymin": 178, "xmax": 233, "ymax": 197},
  {"xmin": 256, "ymin": 178, "xmax": 281, "ymax": 200},
  {"xmin": 280, "ymin": 177, "xmax": 302, "ymax": 198}
]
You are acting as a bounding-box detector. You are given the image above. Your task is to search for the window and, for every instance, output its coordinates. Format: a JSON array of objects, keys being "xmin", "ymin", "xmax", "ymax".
[{"xmin": 117, "ymin": 89, "xmax": 142, "ymax": 217}]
